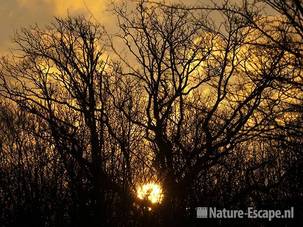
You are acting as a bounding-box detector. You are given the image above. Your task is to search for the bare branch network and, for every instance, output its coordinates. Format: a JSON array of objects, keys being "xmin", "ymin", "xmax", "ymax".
[{"xmin": 0, "ymin": 0, "xmax": 302, "ymax": 226}]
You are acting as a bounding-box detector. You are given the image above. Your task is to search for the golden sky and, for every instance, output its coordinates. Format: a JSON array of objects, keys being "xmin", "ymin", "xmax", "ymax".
[
  {"xmin": 0, "ymin": 0, "xmax": 274, "ymax": 54},
  {"xmin": 0, "ymin": 0, "xmax": 112, "ymax": 54},
  {"xmin": 0, "ymin": 0, "xmax": 208, "ymax": 54}
]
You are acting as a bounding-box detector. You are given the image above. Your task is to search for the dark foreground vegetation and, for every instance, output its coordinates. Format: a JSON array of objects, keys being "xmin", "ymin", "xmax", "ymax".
[{"xmin": 0, "ymin": 0, "xmax": 303, "ymax": 226}]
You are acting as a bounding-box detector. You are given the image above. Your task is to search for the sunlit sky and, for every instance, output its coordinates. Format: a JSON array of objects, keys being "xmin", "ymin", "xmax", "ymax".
[
  {"xmin": 0, "ymin": 0, "xmax": 113, "ymax": 54},
  {"xmin": 0, "ymin": 0, "xmax": 275, "ymax": 54},
  {"xmin": 0, "ymin": 0, "xmax": 196, "ymax": 54}
]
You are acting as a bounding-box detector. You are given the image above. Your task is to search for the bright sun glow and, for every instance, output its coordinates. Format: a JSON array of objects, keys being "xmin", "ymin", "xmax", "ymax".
[{"xmin": 137, "ymin": 183, "xmax": 164, "ymax": 204}]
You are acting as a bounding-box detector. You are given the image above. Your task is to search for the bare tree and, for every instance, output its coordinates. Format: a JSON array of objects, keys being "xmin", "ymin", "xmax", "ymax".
[
  {"xmin": 0, "ymin": 16, "xmax": 137, "ymax": 226},
  {"xmin": 111, "ymin": 1, "xmax": 288, "ymax": 225},
  {"xmin": 1, "ymin": 1, "xmax": 302, "ymax": 226}
]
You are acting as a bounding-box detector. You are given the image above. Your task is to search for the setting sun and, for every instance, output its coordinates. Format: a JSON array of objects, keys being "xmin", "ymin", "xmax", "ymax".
[{"xmin": 137, "ymin": 183, "xmax": 164, "ymax": 204}]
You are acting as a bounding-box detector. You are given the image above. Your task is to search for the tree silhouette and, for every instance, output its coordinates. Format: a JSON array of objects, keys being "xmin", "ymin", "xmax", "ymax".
[{"xmin": 0, "ymin": 1, "xmax": 302, "ymax": 226}]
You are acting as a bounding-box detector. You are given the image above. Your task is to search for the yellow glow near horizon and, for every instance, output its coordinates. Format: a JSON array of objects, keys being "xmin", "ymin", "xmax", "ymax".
[{"xmin": 137, "ymin": 182, "xmax": 164, "ymax": 204}]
